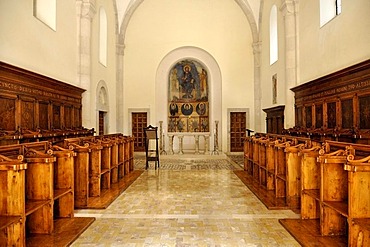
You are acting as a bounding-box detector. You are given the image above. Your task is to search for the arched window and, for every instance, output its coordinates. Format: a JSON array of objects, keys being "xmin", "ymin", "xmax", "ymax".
[
  {"xmin": 99, "ymin": 7, "xmax": 107, "ymax": 66},
  {"xmin": 33, "ymin": 0, "xmax": 56, "ymax": 31},
  {"xmin": 320, "ymin": 0, "xmax": 342, "ymax": 27},
  {"xmin": 269, "ymin": 5, "xmax": 278, "ymax": 65}
]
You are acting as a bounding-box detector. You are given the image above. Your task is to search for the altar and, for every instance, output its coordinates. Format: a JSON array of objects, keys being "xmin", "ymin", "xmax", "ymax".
[{"xmin": 167, "ymin": 132, "xmax": 210, "ymax": 154}]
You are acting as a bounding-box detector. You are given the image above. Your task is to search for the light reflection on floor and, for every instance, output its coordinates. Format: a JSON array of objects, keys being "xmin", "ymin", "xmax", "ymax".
[{"xmin": 72, "ymin": 156, "xmax": 300, "ymax": 247}]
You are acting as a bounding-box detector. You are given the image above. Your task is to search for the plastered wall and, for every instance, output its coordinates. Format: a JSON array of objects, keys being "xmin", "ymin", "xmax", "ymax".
[
  {"xmin": 299, "ymin": 0, "xmax": 370, "ymax": 83},
  {"xmin": 259, "ymin": 0, "xmax": 370, "ymax": 131},
  {"xmin": 123, "ymin": 0, "xmax": 255, "ymax": 152},
  {"xmin": 0, "ymin": 0, "xmax": 77, "ymax": 85}
]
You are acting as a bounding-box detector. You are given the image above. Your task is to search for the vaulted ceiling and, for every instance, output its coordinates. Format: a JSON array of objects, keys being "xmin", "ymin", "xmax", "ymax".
[{"xmin": 114, "ymin": 0, "xmax": 261, "ymax": 42}]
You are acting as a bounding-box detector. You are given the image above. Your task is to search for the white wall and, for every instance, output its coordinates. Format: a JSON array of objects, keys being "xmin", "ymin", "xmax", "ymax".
[
  {"xmin": 259, "ymin": 0, "xmax": 286, "ymax": 132},
  {"xmin": 90, "ymin": 1, "xmax": 118, "ymax": 133},
  {"xmin": 0, "ymin": 0, "xmax": 77, "ymax": 85},
  {"xmin": 0, "ymin": 0, "xmax": 119, "ymax": 134},
  {"xmin": 299, "ymin": 0, "xmax": 370, "ymax": 83},
  {"xmin": 259, "ymin": 0, "xmax": 370, "ymax": 131},
  {"xmin": 123, "ymin": 0, "xmax": 254, "ymax": 152}
]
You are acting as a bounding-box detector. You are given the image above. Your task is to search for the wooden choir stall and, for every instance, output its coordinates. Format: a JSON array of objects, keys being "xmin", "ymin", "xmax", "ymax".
[
  {"xmin": 64, "ymin": 134, "xmax": 139, "ymax": 209},
  {"xmin": 0, "ymin": 62, "xmax": 139, "ymax": 246},
  {"xmin": 239, "ymin": 59, "xmax": 370, "ymax": 246}
]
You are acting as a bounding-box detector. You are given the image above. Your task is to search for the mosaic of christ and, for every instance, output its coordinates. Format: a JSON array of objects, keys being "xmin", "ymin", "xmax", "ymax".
[{"xmin": 169, "ymin": 60, "xmax": 208, "ymax": 102}]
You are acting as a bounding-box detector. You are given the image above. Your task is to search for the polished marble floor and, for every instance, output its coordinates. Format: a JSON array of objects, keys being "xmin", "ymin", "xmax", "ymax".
[{"xmin": 72, "ymin": 156, "xmax": 300, "ymax": 247}]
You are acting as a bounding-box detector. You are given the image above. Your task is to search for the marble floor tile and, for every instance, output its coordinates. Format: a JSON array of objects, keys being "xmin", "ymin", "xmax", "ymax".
[{"xmin": 72, "ymin": 157, "xmax": 300, "ymax": 247}]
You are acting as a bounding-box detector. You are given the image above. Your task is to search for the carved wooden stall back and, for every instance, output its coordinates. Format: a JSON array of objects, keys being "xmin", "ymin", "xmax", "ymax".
[
  {"xmin": 263, "ymin": 105, "xmax": 285, "ymax": 134},
  {"xmin": 287, "ymin": 59, "xmax": 370, "ymax": 143},
  {"xmin": 0, "ymin": 61, "xmax": 93, "ymax": 145}
]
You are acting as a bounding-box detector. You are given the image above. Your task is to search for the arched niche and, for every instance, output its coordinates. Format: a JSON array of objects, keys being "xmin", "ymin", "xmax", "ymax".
[
  {"xmin": 96, "ymin": 80, "xmax": 109, "ymax": 135},
  {"xmin": 156, "ymin": 46, "xmax": 222, "ymax": 151}
]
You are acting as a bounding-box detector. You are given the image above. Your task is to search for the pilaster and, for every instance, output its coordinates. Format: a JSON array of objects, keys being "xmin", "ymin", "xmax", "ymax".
[
  {"xmin": 76, "ymin": 0, "xmax": 96, "ymax": 128},
  {"xmin": 116, "ymin": 36, "xmax": 125, "ymax": 132},
  {"xmin": 280, "ymin": 0, "xmax": 299, "ymax": 129},
  {"xmin": 253, "ymin": 41, "xmax": 262, "ymax": 132}
]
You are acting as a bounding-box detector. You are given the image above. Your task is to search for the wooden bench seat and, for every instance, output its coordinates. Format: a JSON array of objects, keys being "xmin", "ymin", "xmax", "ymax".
[
  {"xmin": 280, "ymin": 140, "xmax": 370, "ymax": 246},
  {"xmin": 0, "ymin": 141, "xmax": 94, "ymax": 246},
  {"xmin": 240, "ymin": 133, "xmax": 311, "ymax": 211},
  {"xmin": 64, "ymin": 134, "xmax": 138, "ymax": 209}
]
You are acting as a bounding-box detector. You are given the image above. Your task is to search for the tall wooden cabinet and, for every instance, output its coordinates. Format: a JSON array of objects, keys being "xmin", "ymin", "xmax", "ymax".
[{"xmin": 263, "ymin": 105, "xmax": 285, "ymax": 134}]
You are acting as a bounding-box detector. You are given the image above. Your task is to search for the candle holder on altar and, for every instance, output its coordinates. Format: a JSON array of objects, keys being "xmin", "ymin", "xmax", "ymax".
[
  {"xmin": 159, "ymin": 121, "xmax": 167, "ymax": 155},
  {"xmin": 212, "ymin": 120, "xmax": 219, "ymax": 155}
]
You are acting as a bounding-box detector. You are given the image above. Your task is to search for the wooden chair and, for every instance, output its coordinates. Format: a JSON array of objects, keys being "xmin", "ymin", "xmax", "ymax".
[{"xmin": 144, "ymin": 125, "xmax": 160, "ymax": 169}]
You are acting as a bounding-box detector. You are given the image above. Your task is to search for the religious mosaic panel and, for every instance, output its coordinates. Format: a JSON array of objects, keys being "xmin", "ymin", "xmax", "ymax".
[{"xmin": 168, "ymin": 60, "xmax": 209, "ymax": 132}]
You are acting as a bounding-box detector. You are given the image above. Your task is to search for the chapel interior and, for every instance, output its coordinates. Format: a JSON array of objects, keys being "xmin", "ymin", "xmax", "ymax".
[{"xmin": 0, "ymin": 0, "xmax": 370, "ymax": 246}]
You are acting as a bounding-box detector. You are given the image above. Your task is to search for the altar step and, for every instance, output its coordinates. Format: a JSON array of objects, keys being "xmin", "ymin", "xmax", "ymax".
[{"xmin": 135, "ymin": 151, "xmax": 228, "ymax": 160}]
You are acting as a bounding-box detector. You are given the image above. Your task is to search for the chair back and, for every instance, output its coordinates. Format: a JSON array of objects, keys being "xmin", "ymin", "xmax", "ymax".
[{"xmin": 144, "ymin": 125, "xmax": 158, "ymax": 141}]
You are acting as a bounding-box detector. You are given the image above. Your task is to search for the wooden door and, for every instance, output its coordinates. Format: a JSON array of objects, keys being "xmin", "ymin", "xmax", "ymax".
[
  {"xmin": 132, "ymin": 112, "xmax": 147, "ymax": 151},
  {"xmin": 230, "ymin": 112, "xmax": 246, "ymax": 152},
  {"xmin": 99, "ymin": 111, "xmax": 105, "ymax": 135}
]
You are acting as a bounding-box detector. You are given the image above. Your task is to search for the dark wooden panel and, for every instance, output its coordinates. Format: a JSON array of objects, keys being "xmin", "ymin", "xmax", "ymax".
[
  {"xmin": 263, "ymin": 105, "xmax": 285, "ymax": 135},
  {"xmin": 341, "ymin": 99, "xmax": 353, "ymax": 129},
  {"xmin": 290, "ymin": 59, "xmax": 370, "ymax": 141},
  {"xmin": 327, "ymin": 102, "xmax": 337, "ymax": 129},
  {"xmin": 315, "ymin": 104, "xmax": 323, "ymax": 129},
  {"xmin": 0, "ymin": 62, "xmax": 92, "ymax": 145},
  {"xmin": 0, "ymin": 96, "xmax": 16, "ymax": 130},
  {"xmin": 74, "ymin": 107, "xmax": 82, "ymax": 127},
  {"xmin": 53, "ymin": 105, "xmax": 61, "ymax": 129},
  {"xmin": 305, "ymin": 106, "xmax": 312, "ymax": 128},
  {"xmin": 296, "ymin": 106, "xmax": 302, "ymax": 127},
  {"xmin": 64, "ymin": 105, "xmax": 72, "ymax": 129},
  {"xmin": 21, "ymin": 99, "xmax": 35, "ymax": 130},
  {"xmin": 99, "ymin": 111, "xmax": 105, "ymax": 135},
  {"xmin": 39, "ymin": 102, "xmax": 49, "ymax": 130},
  {"xmin": 359, "ymin": 95, "xmax": 370, "ymax": 129}
]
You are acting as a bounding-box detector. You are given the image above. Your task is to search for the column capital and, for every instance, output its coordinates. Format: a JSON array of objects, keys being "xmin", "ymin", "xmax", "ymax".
[
  {"xmin": 252, "ymin": 41, "xmax": 262, "ymax": 68},
  {"xmin": 116, "ymin": 43, "xmax": 125, "ymax": 56},
  {"xmin": 78, "ymin": 0, "xmax": 96, "ymax": 20},
  {"xmin": 280, "ymin": 0, "xmax": 299, "ymax": 16},
  {"xmin": 252, "ymin": 41, "xmax": 262, "ymax": 55}
]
